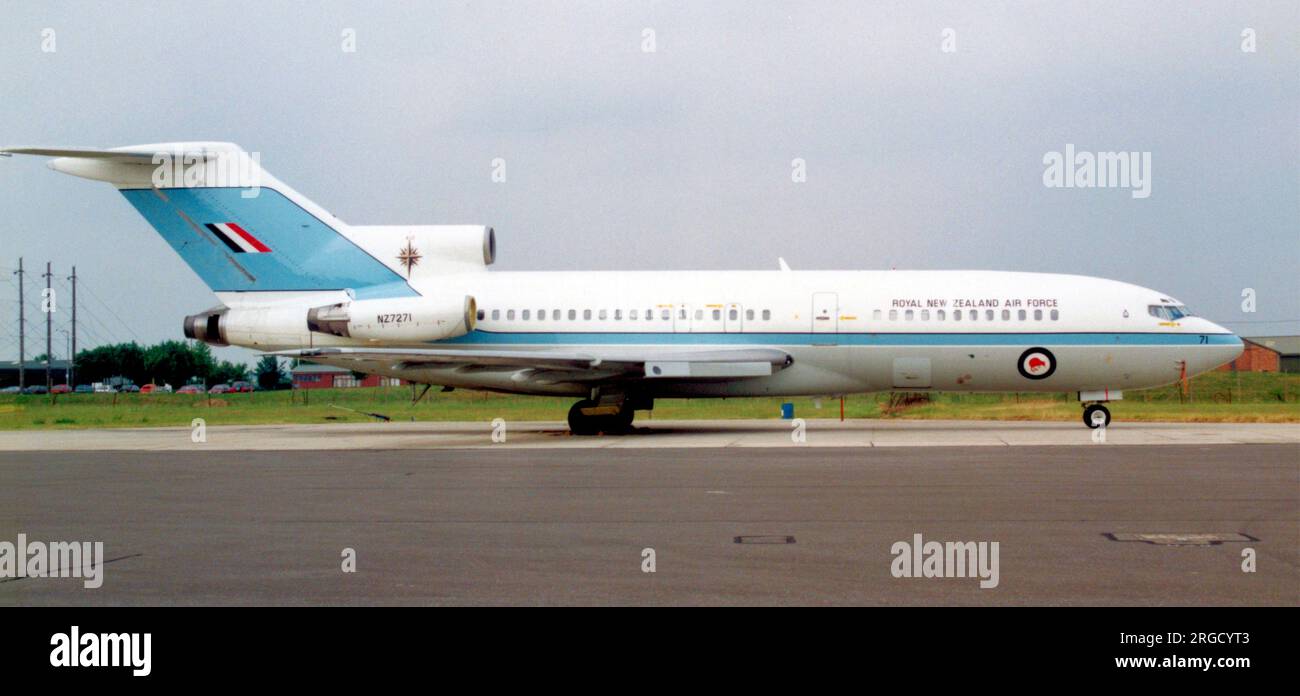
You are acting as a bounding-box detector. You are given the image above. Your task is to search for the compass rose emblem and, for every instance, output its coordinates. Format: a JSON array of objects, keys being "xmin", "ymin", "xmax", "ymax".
[{"xmin": 397, "ymin": 239, "xmax": 422, "ymax": 277}]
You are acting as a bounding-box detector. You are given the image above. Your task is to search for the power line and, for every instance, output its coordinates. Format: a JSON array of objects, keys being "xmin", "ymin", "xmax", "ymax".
[{"xmin": 77, "ymin": 278, "xmax": 142, "ymax": 342}]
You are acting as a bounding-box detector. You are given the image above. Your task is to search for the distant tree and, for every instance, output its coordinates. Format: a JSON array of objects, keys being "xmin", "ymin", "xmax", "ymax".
[
  {"xmin": 210, "ymin": 360, "xmax": 250, "ymax": 385},
  {"xmin": 143, "ymin": 340, "xmax": 215, "ymax": 388},
  {"xmin": 74, "ymin": 343, "xmax": 146, "ymax": 384},
  {"xmin": 255, "ymin": 356, "xmax": 287, "ymax": 390}
]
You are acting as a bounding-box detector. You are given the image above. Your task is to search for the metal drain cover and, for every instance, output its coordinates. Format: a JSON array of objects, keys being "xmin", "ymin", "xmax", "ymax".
[
  {"xmin": 1105, "ymin": 533, "xmax": 1257, "ymax": 546},
  {"xmin": 734, "ymin": 535, "xmax": 796, "ymax": 544}
]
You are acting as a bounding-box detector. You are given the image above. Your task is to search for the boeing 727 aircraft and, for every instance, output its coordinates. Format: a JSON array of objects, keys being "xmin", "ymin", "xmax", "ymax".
[{"xmin": 2, "ymin": 142, "xmax": 1242, "ymax": 433}]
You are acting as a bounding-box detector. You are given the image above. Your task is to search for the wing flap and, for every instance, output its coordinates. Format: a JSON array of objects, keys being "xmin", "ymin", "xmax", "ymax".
[{"xmin": 276, "ymin": 346, "xmax": 793, "ymax": 379}]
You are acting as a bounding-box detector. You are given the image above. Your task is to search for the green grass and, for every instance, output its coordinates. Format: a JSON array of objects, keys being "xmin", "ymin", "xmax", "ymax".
[{"xmin": 0, "ymin": 370, "xmax": 1296, "ymax": 430}]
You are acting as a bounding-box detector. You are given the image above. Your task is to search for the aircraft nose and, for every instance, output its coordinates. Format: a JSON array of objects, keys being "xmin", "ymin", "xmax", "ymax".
[{"xmin": 1199, "ymin": 320, "xmax": 1244, "ymax": 370}]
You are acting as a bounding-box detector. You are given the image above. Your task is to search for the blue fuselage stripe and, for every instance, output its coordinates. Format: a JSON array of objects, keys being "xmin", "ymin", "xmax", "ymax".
[{"xmin": 437, "ymin": 331, "xmax": 1241, "ymax": 347}]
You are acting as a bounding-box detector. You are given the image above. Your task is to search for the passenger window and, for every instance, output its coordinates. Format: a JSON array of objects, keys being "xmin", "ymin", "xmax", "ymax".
[
  {"xmin": 522, "ymin": 309, "xmax": 530, "ymax": 320},
  {"xmin": 921, "ymin": 309, "xmax": 930, "ymax": 321},
  {"xmin": 1018, "ymin": 309, "xmax": 1026, "ymax": 321},
  {"xmin": 598, "ymin": 309, "xmax": 607, "ymax": 320},
  {"xmin": 630, "ymin": 309, "xmax": 638, "ymax": 320},
  {"xmin": 694, "ymin": 309, "xmax": 703, "ymax": 320},
  {"xmin": 712, "ymin": 309, "xmax": 721, "ymax": 320},
  {"xmin": 568, "ymin": 309, "xmax": 576, "ymax": 320},
  {"xmin": 746, "ymin": 309, "xmax": 754, "ymax": 320},
  {"xmin": 553, "ymin": 309, "xmax": 560, "ymax": 320},
  {"xmin": 889, "ymin": 309, "xmax": 898, "ymax": 321},
  {"xmin": 492, "ymin": 309, "xmax": 500, "ymax": 320},
  {"xmin": 614, "ymin": 309, "xmax": 622, "ymax": 320},
  {"xmin": 762, "ymin": 310, "xmax": 771, "ymax": 320},
  {"xmin": 969, "ymin": 310, "xmax": 978, "ymax": 322},
  {"xmin": 873, "ymin": 309, "xmax": 882, "ymax": 321},
  {"xmin": 678, "ymin": 308, "xmax": 686, "ymax": 320},
  {"xmin": 476, "ymin": 309, "xmax": 485, "ymax": 321},
  {"xmin": 985, "ymin": 309, "xmax": 994, "ymax": 321},
  {"xmin": 1034, "ymin": 309, "xmax": 1043, "ymax": 320},
  {"xmin": 583, "ymin": 309, "xmax": 592, "ymax": 320},
  {"xmin": 1050, "ymin": 309, "xmax": 1059, "ymax": 321},
  {"xmin": 507, "ymin": 310, "xmax": 515, "ymax": 320},
  {"xmin": 1001, "ymin": 309, "xmax": 1010, "ymax": 320},
  {"xmin": 729, "ymin": 309, "xmax": 738, "ymax": 321},
  {"xmin": 646, "ymin": 309, "xmax": 653, "ymax": 320},
  {"xmin": 937, "ymin": 309, "xmax": 946, "ymax": 320},
  {"xmin": 661, "ymin": 309, "xmax": 670, "ymax": 320},
  {"xmin": 905, "ymin": 309, "xmax": 914, "ymax": 321},
  {"xmin": 954, "ymin": 310, "xmax": 962, "ymax": 321}
]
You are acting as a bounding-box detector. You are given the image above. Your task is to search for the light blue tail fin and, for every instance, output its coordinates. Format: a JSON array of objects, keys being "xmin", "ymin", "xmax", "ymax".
[
  {"xmin": 2, "ymin": 142, "xmax": 417, "ymax": 300},
  {"xmin": 120, "ymin": 186, "xmax": 416, "ymax": 299}
]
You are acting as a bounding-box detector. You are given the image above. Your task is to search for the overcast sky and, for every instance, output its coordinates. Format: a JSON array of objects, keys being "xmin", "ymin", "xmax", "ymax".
[{"xmin": 2, "ymin": 1, "xmax": 1297, "ymax": 365}]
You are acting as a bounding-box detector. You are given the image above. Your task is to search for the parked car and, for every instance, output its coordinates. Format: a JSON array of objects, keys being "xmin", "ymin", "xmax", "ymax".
[
  {"xmin": 93, "ymin": 383, "xmax": 117, "ymax": 393},
  {"xmin": 208, "ymin": 384, "xmax": 231, "ymax": 394},
  {"xmin": 23, "ymin": 385, "xmax": 48, "ymax": 395},
  {"xmin": 177, "ymin": 384, "xmax": 204, "ymax": 395},
  {"xmin": 140, "ymin": 384, "xmax": 173, "ymax": 394},
  {"xmin": 51, "ymin": 384, "xmax": 72, "ymax": 394},
  {"xmin": 1, "ymin": 386, "xmax": 22, "ymax": 394},
  {"xmin": 74, "ymin": 384, "xmax": 95, "ymax": 393},
  {"xmin": 231, "ymin": 381, "xmax": 254, "ymax": 393},
  {"xmin": 119, "ymin": 384, "xmax": 141, "ymax": 393}
]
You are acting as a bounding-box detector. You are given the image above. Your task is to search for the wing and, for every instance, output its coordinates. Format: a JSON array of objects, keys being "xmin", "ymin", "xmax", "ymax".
[{"xmin": 275, "ymin": 346, "xmax": 794, "ymax": 383}]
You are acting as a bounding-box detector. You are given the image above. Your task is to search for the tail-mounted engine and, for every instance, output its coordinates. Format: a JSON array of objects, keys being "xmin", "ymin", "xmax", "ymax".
[
  {"xmin": 308, "ymin": 295, "xmax": 476, "ymax": 342},
  {"xmin": 183, "ymin": 309, "xmax": 229, "ymax": 346}
]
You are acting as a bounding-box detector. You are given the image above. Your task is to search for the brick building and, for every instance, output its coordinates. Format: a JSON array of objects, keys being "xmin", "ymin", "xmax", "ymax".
[
  {"xmin": 291, "ymin": 363, "xmax": 405, "ymax": 390},
  {"xmin": 1245, "ymin": 336, "xmax": 1300, "ymax": 373},
  {"xmin": 1216, "ymin": 338, "xmax": 1280, "ymax": 372}
]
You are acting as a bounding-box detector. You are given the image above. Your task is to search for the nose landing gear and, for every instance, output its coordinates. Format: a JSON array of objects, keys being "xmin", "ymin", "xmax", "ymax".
[
  {"xmin": 1078, "ymin": 390, "xmax": 1120, "ymax": 429},
  {"xmin": 1082, "ymin": 403, "xmax": 1111, "ymax": 429}
]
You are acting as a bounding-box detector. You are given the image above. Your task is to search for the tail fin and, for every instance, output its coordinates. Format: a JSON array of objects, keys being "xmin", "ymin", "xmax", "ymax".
[{"xmin": 2, "ymin": 142, "xmax": 416, "ymax": 300}]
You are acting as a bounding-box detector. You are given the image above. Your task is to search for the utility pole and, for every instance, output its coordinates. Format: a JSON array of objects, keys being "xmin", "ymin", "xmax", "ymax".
[
  {"xmin": 67, "ymin": 266, "xmax": 77, "ymax": 386},
  {"xmin": 43, "ymin": 261, "xmax": 52, "ymax": 390},
  {"xmin": 14, "ymin": 258, "xmax": 24, "ymax": 389}
]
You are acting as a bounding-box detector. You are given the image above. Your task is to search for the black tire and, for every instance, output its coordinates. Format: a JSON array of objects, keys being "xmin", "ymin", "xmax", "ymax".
[
  {"xmin": 608, "ymin": 405, "xmax": 635, "ymax": 432},
  {"xmin": 568, "ymin": 400, "xmax": 601, "ymax": 436},
  {"xmin": 1082, "ymin": 404, "xmax": 1111, "ymax": 429}
]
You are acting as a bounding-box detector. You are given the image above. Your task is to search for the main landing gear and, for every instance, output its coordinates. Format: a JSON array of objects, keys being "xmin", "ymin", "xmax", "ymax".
[
  {"xmin": 567, "ymin": 392, "xmax": 651, "ymax": 435},
  {"xmin": 1082, "ymin": 403, "xmax": 1111, "ymax": 429}
]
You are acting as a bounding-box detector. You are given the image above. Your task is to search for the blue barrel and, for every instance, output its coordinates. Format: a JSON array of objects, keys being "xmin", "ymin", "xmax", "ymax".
[{"xmin": 780, "ymin": 402, "xmax": 795, "ymax": 419}]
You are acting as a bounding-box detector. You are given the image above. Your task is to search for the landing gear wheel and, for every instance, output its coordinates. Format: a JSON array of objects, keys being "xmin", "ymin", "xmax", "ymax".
[
  {"xmin": 1082, "ymin": 404, "xmax": 1111, "ymax": 429},
  {"xmin": 609, "ymin": 405, "xmax": 635, "ymax": 432},
  {"xmin": 568, "ymin": 400, "xmax": 601, "ymax": 436}
]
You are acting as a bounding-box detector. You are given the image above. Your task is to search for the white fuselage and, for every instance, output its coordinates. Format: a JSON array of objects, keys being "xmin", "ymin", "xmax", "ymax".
[
  {"xmin": 220, "ymin": 269, "xmax": 1242, "ymax": 398},
  {"xmin": 5, "ymin": 141, "xmax": 1241, "ymax": 402}
]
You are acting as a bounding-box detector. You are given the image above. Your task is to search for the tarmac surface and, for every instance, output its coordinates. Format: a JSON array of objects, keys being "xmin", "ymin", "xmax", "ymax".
[
  {"xmin": 1, "ymin": 419, "xmax": 1298, "ymax": 450},
  {"xmin": 1, "ymin": 427, "xmax": 1296, "ymax": 605}
]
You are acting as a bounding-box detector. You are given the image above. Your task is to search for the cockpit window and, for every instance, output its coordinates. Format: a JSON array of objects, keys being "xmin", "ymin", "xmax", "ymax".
[{"xmin": 1148, "ymin": 304, "xmax": 1193, "ymax": 320}]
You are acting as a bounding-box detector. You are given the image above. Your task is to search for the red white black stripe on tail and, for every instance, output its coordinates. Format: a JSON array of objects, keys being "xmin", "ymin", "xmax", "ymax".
[{"xmin": 204, "ymin": 222, "xmax": 272, "ymax": 253}]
